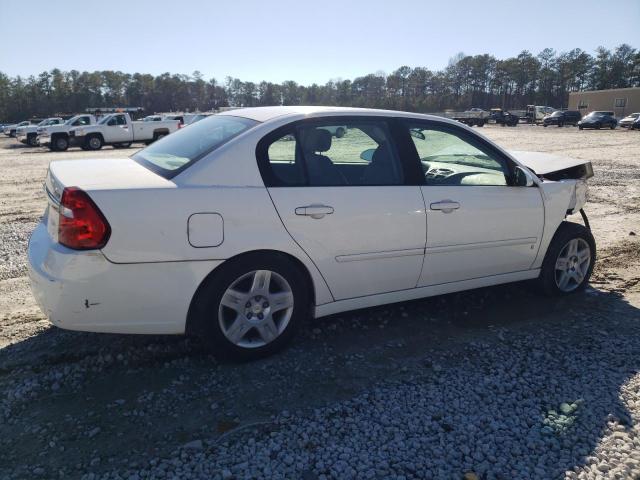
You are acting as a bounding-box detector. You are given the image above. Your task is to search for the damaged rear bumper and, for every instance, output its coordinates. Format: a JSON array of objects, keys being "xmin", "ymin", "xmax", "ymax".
[{"xmin": 27, "ymin": 219, "xmax": 214, "ymax": 335}]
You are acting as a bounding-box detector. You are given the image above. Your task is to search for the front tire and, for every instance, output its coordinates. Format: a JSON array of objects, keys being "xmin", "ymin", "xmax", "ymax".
[
  {"xmin": 537, "ymin": 222, "xmax": 596, "ymax": 296},
  {"xmin": 27, "ymin": 134, "xmax": 38, "ymax": 147},
  {"xmin": 190, "ymin": 253, "xmax": 310, "ymax": 360},
  {"xmin": 85, "ymin": 134, "xmax": 103, "ymax": 150},
  {"xmin": 52, "ymin": 136, "xmax": 69, "ymax": 151}
]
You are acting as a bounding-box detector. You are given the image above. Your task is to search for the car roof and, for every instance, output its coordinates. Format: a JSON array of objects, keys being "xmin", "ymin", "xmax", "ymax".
[{"xmin": 216, "ymin": 105, "xmax": 448, "ymax": 123}]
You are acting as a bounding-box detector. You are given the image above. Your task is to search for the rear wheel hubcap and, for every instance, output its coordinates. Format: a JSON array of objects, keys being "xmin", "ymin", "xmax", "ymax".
[{"xmin": 218, "ymin": 270, "xmax": 294, "ymax": 348}]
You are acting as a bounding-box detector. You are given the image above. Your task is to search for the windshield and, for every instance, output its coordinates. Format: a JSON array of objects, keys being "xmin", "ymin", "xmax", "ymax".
[{"xmin": 132, "ymin": 115, "xmax": 257, "ymax": 178}]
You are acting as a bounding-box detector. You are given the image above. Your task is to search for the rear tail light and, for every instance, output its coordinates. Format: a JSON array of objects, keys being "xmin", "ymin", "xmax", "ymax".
[{"xmin": 58, "ymin": 187, "xmax": 111, "ymax": 250}]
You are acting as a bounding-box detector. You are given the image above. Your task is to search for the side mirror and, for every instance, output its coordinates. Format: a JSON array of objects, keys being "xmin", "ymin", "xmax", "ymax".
[
  {"xmin": 360, "ymin": 148, "xmax": 375, "ymax": 162},
  {"xmin": 514, "ymin": 166, "xmax": 535, "ymax": 187}
]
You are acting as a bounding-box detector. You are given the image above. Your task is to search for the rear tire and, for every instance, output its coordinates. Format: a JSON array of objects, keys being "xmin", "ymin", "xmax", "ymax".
[
  {"xmin": 113, "ymin": 142, "xmax": 132, "ymax": 149},
  {"xmin": 151, "ymin": 132, "xmax": 167, "ymax": 143},
  {"xmin": 189, "ymin": 253, "xmax": 310, "ymax": 361},
  {"xmin": 537, "ymin": 222, "xmax": 596, "ymax": 296}
]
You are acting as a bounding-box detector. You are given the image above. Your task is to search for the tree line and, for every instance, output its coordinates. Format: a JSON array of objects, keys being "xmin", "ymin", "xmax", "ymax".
[{"xmin": 0, "ymin": 44, "xmax": 638, "ymax": 122}]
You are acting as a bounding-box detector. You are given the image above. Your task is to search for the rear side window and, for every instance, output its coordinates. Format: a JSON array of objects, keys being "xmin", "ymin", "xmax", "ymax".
[
  {"xmin": 259, "ymin": 120, "xmax": 404, "ymax": 187},
  {"xmin": 133, "ymin": 115, "xmax": 257, "ymax": 178}
]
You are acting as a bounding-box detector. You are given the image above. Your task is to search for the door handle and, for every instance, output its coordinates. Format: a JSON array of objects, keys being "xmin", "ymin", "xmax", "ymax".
[
  {"xmin": 430, "ymin": 200, "xmax": 460, "ymax": 213},
  {"xmin": 295, "ymin": 205, "xmax": 334, "ymax": 218}
]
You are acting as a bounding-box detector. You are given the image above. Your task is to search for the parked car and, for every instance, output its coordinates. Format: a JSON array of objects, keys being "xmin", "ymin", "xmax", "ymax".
[
  {"xmin": 578, "ymin": 112, "xmax": 617, "ymax": 130},
  {"xmin": 16, "ymin": 118, "xmax": 64, "ymax": 146},
  {"xmin": 67, "ymin": 112, "xmax": 180, "ymax": 150},
  {"xmin": 631, "ymin": 116, "xmax": 640, "ymax": 130},
  {"xmin": 543, "ymin": 110, "xmax": 581, "ymax": 127},
  {"xmin": 489, "ymin": 109, "xmax": 519, "ymax": 127},
  {"xmin": 619, "ymin": 113, "xmax": 640, "ymax": 128},
  {"xmin": 28, "ymin": 106, "xmax": 595, "ymax": 360},
  {"xmin": 37, "ymin": 114, "xmax": 97, "ymax": 151},
  {"xmin": 3, "ymin": 120, "xmax": 31, "ymax": 137}
]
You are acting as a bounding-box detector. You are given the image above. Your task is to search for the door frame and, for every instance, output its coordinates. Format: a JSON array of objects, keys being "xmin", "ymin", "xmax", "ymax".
[{"xmin": 255, "ymin": 116, "xmax": 424, "ymax": 188}]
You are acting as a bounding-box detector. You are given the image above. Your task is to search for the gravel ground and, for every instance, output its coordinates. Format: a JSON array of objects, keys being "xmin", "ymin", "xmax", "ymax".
[{"xmin": 0, "ymin": 126, "xmax": 639, "ymax": 480}]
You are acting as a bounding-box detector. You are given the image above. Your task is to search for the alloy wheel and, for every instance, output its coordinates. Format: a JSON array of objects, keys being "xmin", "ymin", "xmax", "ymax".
[
  {"xmin": 554, "ymin": 238, "xmax": 591, "ymax": 292},
  {"xmin": 218, "ymin": 270, "xmax": 294, "ymax": 348}
]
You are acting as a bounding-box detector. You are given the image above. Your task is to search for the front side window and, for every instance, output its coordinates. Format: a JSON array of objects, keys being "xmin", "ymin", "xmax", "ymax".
[
  {"xmin": 74, "ymin": 116, "xmax": 91, "ymax": 126},
  {"xmin": 407, "ymin": 124, "xmax": 510, "ymax": 186},
  {"xmin": 133, "ymin": 114, "xmax": 257, "ymax": 178},
  {"xmin": 261, "ymin": 120, "xmax": 403, "ymax": 187}
]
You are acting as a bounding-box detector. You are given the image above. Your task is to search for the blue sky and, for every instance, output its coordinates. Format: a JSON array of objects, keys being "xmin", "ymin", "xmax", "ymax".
[{"xmin": 1, "ymin": 0, "xmax": 638, "ymax": 84}]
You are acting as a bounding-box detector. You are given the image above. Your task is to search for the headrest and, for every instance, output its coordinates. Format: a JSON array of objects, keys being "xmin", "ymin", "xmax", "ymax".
[{"xmin": 302, "ymin": 129, "xmax": 332, "ymax": 153}]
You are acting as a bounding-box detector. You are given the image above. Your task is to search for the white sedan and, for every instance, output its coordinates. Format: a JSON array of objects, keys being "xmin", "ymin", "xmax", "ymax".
[{"xmin": 28, "ymin": 106, "xmax": 596, "ymax": 359}]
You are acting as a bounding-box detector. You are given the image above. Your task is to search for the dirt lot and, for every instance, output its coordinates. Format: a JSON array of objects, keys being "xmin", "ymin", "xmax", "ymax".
[{"xmin": 1, "ymin": 126, "xmax": 639, "ymax": 479}]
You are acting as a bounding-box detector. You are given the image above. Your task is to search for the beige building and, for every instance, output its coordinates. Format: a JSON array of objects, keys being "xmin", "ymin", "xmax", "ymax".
[{"xmin": 568, "ymin": 87, "xmax": 640, "ymax": 118}]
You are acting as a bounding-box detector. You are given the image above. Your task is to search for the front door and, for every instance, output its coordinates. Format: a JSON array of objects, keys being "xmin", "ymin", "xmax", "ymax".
[
  {"xmin": 260, "ymin": 118, "xmax": 426, "ymax": 301},
  {"xmin": 104, "ymin": 114, "xmax": 131, "ymax": 143},
  {"xmin": 402, "ymin": 121, "xmax": 544, "ymax": 287}
]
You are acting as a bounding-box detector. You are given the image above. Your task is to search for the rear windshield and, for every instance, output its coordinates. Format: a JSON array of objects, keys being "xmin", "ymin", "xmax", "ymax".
[{"xmin": 132, "ymin": 115, "xmax": 257, "ymax": 178}]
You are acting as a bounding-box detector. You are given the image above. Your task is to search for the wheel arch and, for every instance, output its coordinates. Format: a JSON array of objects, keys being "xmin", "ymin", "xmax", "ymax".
[
  {"xmin": 51, "ymin": 131, "xmax": 69, "ymax": 140},
  {"xmin": 87, "ymin": 131, "xmax": 104, "ymax": 141},
  {"xmin": 153, "ymin": 128, "xmax": 170, "ymax": 137},
  {"xmin": 185, "ymin": 249, "xmax": 317, "ymax": 336}
]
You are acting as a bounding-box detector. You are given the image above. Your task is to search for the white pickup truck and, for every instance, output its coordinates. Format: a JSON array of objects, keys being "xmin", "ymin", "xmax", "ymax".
[
  {"xmin": 37, "ymin": 114, "xmax": 97, "ymax": 151},
  {"xmin": 3, "ymin": 121, "xmax": 31, "ymax": 138},
  {"xmin": 16, "ymin": 118, "xmax": 64, "ymax": 146},
  {"xmin": 68, "ymin": 113, "xmax": 180, "ymax": 150}
]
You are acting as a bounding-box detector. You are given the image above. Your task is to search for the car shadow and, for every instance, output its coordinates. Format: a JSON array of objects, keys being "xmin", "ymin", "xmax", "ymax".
[{"xmin": 1, "ymin": 283, "xmax": 639, "ymax": 478}]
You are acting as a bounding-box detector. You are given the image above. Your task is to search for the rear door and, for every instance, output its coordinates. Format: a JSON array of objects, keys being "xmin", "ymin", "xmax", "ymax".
[
  {"xmin": 401, "ymin": 120, "xmax": 544, "ymax": 286},
  {"xmin": 259, "ymin": 117, "xmax": 426, "ymax": 301}
]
